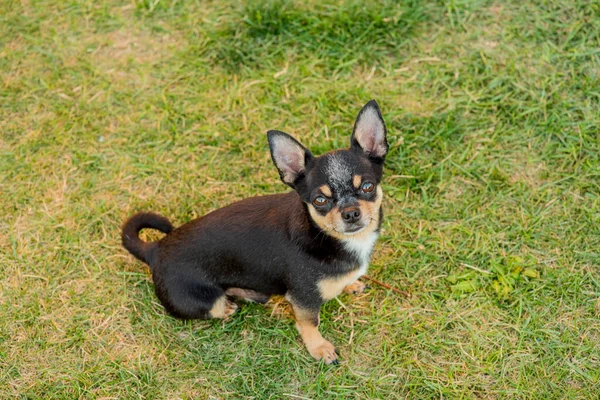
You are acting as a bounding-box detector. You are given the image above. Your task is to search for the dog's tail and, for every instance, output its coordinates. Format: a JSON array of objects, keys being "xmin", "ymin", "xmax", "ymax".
[{"xmin": 121, "ymin": 212, "xmax": 173, "ymax": 265}]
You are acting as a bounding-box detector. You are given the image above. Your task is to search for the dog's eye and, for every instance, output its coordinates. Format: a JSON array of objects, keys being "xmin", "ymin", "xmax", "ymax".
[
  {"xmin": 361, "ymin": 182, "xmax": 375, "ymax": 193},
  {"xmin": 313, "ymin": 196, "xmax": 328, "ymax": 207}
]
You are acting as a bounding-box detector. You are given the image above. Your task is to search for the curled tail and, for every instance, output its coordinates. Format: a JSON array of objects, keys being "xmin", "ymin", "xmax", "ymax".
[{"xmin": 121, "ymin": 212, "xmax": 173, "ymax": 265}]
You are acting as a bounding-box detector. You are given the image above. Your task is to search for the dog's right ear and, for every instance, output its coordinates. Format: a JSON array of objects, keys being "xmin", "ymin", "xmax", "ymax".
[{"xmin": 267, "ymin": 130, "xmax": 314, "ymax": 187}]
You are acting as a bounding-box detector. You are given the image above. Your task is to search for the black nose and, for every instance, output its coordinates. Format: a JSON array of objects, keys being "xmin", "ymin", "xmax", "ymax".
[{"xmin": 342, "ymin": 207, "xmax": 361, "ymax": 223}]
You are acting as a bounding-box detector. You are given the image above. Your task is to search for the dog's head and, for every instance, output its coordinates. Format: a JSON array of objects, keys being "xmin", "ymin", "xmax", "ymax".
[{"xmin": 268, "ymin": 100, "xmax": 388, "ymax": 240}]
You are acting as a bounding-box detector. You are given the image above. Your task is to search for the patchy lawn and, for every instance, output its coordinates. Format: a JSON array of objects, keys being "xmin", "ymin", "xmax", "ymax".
[{"xmin": 1, "ymin": 0, "xmax": 599, "ymax": 398}]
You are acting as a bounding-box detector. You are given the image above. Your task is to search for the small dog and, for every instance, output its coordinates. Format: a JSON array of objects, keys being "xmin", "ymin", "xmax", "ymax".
[{"xmin": 122, "ymin": 100, "xmax": 388, "ymax": 364}]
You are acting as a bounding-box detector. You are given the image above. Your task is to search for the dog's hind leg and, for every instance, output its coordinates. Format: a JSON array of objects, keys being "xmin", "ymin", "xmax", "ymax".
[
  {"xmin": 157, "ymin": 278, "xmax": 238, "ymax": 320},
  {"xmin": 225, "ymin": 287, "xmax": 270, "ymax": 304},
  {"xmin": 207, "ymin": 295, "xmax": 239, "ymax": 319}
]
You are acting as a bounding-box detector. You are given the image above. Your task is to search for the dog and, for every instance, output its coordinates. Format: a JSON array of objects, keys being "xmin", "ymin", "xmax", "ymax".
[{"xmin": 121, "ymin": 100, "xmax": 388, "ymax": 364}]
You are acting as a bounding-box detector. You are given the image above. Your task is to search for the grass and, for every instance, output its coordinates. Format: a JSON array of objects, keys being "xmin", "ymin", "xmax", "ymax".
[{"xmin": 1, "ymin": 0, "xmax": 599, "ymax": 398}]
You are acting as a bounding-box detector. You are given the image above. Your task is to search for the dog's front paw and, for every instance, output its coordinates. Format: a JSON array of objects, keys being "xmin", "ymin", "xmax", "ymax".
[
  {"xmin": 308, "ymin": 340, "xmax": 339, "ymax": 365},
  {"xmin": 343, "ymin": 280, "xmax": 367, "ymax": 295}
]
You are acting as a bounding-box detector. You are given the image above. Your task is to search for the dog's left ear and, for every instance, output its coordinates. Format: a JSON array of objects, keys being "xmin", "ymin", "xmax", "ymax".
[
  {"xmin": 350, "ymin": 100, "xmax": 388, "ymax": 160},
  {"xmin": 268, "ymin": 130, "xmax": 314, "ymax": 187}
]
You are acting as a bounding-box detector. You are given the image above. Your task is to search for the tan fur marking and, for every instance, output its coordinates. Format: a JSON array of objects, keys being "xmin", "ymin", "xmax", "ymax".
[
  {"xmin": 290, "ymin": 303, "xmax": 338, "ymax": 364},
  {"xmin": 353, "ymin": 175, "xmax": 362, "ymax": 189},
  {"xmin": 319, "ymin": 184, "xmax": 332, "ymax": 197},
  {"xmin": 318, "ymin": 270, "xmax": 363, "ymax": 301},
  {"xmin": 209, "ymin": 296, "xmax": 238, "ymax": 319},
  {"xmin": 307, "ymin": 186, "xmax": 384, "ymax": 241},
  {"xmin": 353, "ymin": 185, "xmax": 384, "ymax": 240},
  {"xmin": 307, "ymin": 203, "xmax": 340, "ymax": 238}
]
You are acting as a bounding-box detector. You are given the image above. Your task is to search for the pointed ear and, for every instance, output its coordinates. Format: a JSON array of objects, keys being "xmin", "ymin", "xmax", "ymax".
[
  {"xmin": 267, "ymin": 130, "xmax": 314, "ymax": 186},
  {"xmin": 350, "ymin": 100, "xmax": 388, "ymax": 160}
]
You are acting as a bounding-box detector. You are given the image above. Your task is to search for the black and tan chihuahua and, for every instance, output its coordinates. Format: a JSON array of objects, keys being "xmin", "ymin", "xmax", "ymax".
[{"xmin": 122, "ymin": 100, "xmax": 388, "ymax": 364}]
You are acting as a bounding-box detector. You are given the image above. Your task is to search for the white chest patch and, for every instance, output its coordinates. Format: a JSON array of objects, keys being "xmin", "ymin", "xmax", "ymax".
[
  {"xmin": 342, "ymin": 232, "xmax": 378, "ymax": 269},
  {"xmin": 317, "ymin": 232, "xmax": 379, "ymax": 301}
]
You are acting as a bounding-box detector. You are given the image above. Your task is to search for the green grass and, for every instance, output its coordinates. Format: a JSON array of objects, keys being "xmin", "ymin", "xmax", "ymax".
[{"xmin": 1, "ymin": 0, "xmax": 599, "ymax": 398}]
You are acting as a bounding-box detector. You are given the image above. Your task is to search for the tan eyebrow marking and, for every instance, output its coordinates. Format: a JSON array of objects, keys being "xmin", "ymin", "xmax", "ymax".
[
  {"xmin": 319, "ymin": 185, "xmax": 332, "ymax": 197},
  {"xmin": 353, "ymin": 175, "xmax": 362, "ymax": 189}
]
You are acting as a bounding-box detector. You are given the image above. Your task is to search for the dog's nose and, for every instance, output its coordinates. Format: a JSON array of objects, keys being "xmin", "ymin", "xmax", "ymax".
[{"xmin": 342, "ymin": 207, "xmax": 361, "ymax": 223}]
